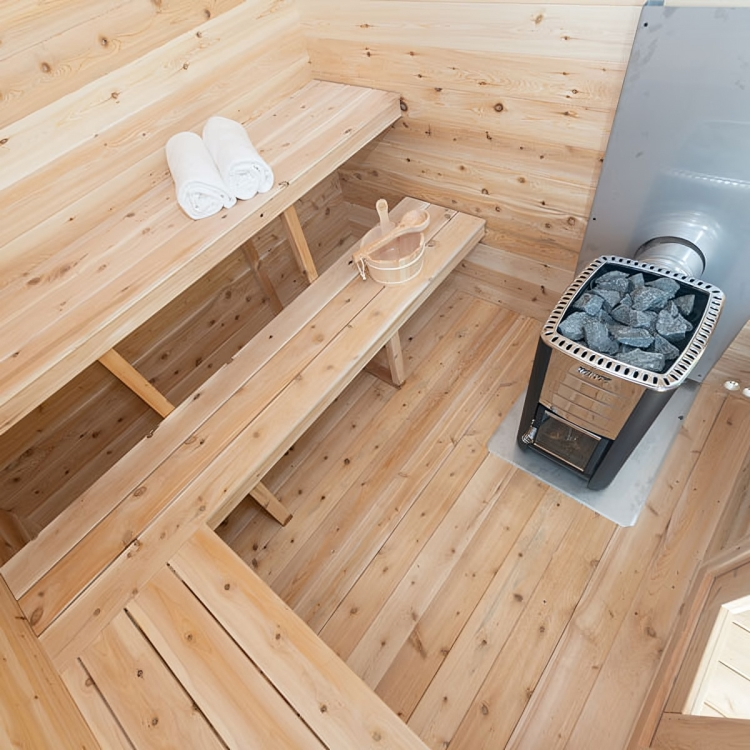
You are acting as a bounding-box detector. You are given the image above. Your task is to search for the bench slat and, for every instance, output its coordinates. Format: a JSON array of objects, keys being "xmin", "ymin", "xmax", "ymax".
[
  {"xmin": 125, "ymin": 564, "xmax": 326, "ymax": 749},
  {"xmin": 32, "ymin": 204, "xmax": 484, "ymax": 670},
  {"xmin": 77, "ymin": 610, "xmax": 226, "ymax": 750},
  {"xmin": 60, "ymin": 660, "xmax": 142, "ymax": 750},
  {"xmin": 171, "ymin": 525, "xmax": 430, "ymax": 750}
]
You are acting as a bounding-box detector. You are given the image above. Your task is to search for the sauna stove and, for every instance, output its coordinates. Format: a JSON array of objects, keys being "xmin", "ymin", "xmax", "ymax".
[{"xmin": 516, "ymin": 4, "xmax": 750, "ymax": 489}]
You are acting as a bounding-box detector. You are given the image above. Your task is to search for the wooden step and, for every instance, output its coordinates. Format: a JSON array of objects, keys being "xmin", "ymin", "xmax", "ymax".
[
  {"xmin": 171, "ymin": 526, "xmax": 430, "ymax": 749},
  {"xmin": 63, "ymin": 526, "xmax": 428, "ymax": 748}
]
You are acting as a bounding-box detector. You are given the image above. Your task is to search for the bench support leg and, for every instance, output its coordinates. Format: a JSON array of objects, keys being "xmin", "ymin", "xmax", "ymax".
[
  {"xmin": 98, "ymin": 349, "xmax": 176, "ymax": 418},
  {"xmin": 0, "ymin": 509, "xmax": 34, "ymax": 564},
  {"xmin": 240, "ymin": 238, "xmax": 284, "ymax": 315},
  {"xmin": 247, "ymin": 483, "xmax": 293, "ymax": 526},
  {"xmin": 385, "ymin": 331, "xmax": 406, "ymax": 387},
  {"xmin": 366, "ymin": 331, "xmax": 406, "ymax": 388},
  {"xmin": 100, "ymin": 348, "xmax": 293, "ymax": 527},
  {"xmin": 281, "ymin": 206, "xmax": 318, "ymax": 284}
]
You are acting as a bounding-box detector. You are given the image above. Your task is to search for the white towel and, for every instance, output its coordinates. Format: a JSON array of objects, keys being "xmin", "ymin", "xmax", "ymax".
[
  {"xmin": 202, "ymin": 116, "xmax": 274, "ymax": 200},
  {"xmin": 165, "ymin": 131, "xmax": 236, "ymax": 220}
]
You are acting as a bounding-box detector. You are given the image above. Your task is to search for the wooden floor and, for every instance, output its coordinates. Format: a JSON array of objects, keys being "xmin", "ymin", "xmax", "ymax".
[
  {"xmin": 217, "ymin": 269, "xmax": 750, "ymax": 750},
  {"xmin": 2, "ymin": 209, "xmax": 750, "ymax": 747}
]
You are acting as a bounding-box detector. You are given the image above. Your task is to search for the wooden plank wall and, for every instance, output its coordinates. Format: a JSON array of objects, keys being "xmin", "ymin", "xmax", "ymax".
[
  {"xmin": 299, "ymin": 0, "xmax": 642, "ymax": 274},
  {"xmin": 1, "ymin": 0, "xmax": 245, "ymax": 127},
  {"xmin": 300, "ymin": 0, "xmax": 750, "ymax": 382}
]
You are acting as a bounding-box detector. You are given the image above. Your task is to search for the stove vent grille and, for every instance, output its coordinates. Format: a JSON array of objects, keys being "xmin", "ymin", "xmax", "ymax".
[{"xmin": 542, "ymin": 255, "xmax": 724, "ymax": 391}]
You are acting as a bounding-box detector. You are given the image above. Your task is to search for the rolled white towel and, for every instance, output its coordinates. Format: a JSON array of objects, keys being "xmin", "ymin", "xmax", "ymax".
[
  {"xmin": 166, "ymin": 131, "xmax": 236, "ymax": 220},
  {"xmin": 202, "ymin": 116, "xmax": 274, "ymax": 200}
]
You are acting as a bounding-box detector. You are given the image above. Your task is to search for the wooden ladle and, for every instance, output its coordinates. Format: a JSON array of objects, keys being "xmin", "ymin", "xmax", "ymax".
[
  {"xmin": 376, "ymin": 198, "xmax": 394, "ymax": 233},
  {"xmin": 353, "ymin": 208, "xmax": 430, "ymax": 264}
]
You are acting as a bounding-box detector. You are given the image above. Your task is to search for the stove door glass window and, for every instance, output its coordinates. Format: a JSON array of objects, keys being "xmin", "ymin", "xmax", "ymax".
[{"xmin": 534, "ymin": 410, "xmax": 602, "ymax": 473}]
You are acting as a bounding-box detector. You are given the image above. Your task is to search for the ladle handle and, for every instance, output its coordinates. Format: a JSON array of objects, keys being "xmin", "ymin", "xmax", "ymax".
[{"xmin": 376, "ymin": 199, "xmax": 393, "ymax": 233}]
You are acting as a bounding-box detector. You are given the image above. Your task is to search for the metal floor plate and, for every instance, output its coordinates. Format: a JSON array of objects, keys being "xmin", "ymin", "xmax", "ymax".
[{"xmin": 487, "ymin": 381, "xmax": 699, "ymax": 527}]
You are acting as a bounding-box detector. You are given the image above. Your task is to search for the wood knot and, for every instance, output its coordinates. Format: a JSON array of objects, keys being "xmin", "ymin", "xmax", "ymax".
[
  {"xmin": 29, "ymin": 607, "xmax": 43, "ymax": 627},
  {"xmin": 399, "ymin": 98, "xmax": 408, "ymax": 112},
  {"xmin": 494, "ymin": 102, "xmax": 504, "ymax": 112}
]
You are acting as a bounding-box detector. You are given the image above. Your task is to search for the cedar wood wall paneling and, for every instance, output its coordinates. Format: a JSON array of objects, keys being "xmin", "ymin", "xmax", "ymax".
[
  {"xmin": 0, "ymin": 0, "xmax": 248, "ymax": 128},
  {"xmin": 299, "ymin": 1, "xmax": 642, "ymax": 271},
  {"xmin": 299, "ymin": 0, "xmax": 750, "ymax": 383}
]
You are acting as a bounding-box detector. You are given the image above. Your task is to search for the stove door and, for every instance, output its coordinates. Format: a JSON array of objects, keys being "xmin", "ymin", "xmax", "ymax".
[{"xmin": 526, "ymin": 405, "xmax": 609, "ymax": 477}]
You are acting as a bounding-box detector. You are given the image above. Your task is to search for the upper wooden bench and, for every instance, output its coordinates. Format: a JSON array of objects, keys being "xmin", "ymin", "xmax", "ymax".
[{"xmin": 0, "ymin": 78, "xmax": 400, "ymax": 436}]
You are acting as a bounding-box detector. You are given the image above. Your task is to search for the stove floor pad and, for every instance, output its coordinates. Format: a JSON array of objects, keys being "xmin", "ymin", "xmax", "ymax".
[{"xmin": 488, "ymin": 382, "xmax": 699, "ymax": 527}]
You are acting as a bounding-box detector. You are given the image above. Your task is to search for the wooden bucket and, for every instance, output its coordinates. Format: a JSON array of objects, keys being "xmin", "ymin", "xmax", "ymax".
[{"xmin": 354, "ymin": 220, "xmax": 426, "ymax": 285}]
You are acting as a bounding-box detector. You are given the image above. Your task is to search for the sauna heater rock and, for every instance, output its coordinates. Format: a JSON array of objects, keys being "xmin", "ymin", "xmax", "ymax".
[{"xmin": 517, "ymin": 256, "xmax": 723, "ymax": 490}]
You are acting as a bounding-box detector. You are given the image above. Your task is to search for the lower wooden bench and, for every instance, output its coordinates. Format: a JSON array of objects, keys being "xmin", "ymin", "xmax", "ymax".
[
  {"xmin": 62, "ymin": 525, "xmax": 429, "ymax": 749},
  {"xmin": 2, "ymin": 199, "xmax": 484, "ymax": 672}
]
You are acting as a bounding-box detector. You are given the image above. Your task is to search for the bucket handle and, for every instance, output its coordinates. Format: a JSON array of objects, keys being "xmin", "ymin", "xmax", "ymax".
[{"xmin": 355, "ymin": 255, "xmax": 368, "ymax": 280}]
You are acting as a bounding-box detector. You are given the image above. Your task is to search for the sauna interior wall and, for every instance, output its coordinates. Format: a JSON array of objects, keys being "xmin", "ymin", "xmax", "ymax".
[
  {"xmin": 299, "ymin": 0, "xmax": 750, "ymax": 383},
  {"xmin": 4, "ymin": 1, "xmax": 750, "ymax": 536},
  {"xmin": 299, "ymin": 0, "xmax": 642, "ymax": 273}
]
